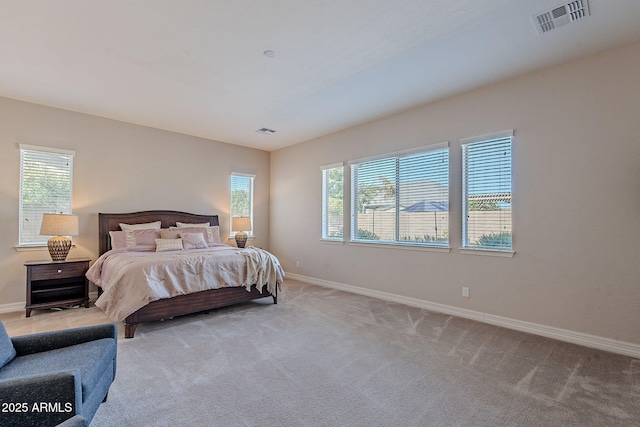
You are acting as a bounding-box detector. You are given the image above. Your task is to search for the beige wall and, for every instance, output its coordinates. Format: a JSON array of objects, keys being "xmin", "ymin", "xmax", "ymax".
[
  {"xmin": 270, "ymin": 41, "xmax": 640, "ymax": 345},
  {"xmin": 0, "ymin": 98, "xmax": 270, "ymax": 308}
]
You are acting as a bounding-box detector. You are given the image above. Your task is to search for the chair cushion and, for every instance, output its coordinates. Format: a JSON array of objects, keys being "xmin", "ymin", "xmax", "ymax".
[
  {"xmin": 0, "ymin": 320, "xmax": 16, "ymax": 368},
  {"xmin": 0, "ymin": 338, "xmax": 116, "ymax": 397}
]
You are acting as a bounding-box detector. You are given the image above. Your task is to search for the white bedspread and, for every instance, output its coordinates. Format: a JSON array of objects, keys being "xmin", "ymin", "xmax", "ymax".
[{"xmin": 87, "ymin": 245, "xmax": 284, "ymax": 322}]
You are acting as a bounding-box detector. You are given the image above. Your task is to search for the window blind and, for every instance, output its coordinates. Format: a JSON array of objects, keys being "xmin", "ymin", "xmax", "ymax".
[
  {"xmin": 230, "ymin": 173, "xmax": 254, "ymax": 237},
  {"xmin": 321, "ymin": 164, "xmax": 344, "ymax": 240},
  {"xmin": 350, "ymin": 143, "xmax": 449, "ymax": 246},
  {"xmin": 19, "ymin": 146, "xmax": 74, "ymax": 245},
  {"xmin": 462, "ymin": 134, "xmax": 512, "ymax": 250}
]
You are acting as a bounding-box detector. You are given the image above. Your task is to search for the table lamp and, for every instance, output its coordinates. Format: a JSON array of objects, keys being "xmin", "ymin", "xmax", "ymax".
[
  {"xmin": 40, "ymin": 213, "xmax": 79, "ymax": 261},
  {"xmin": 231, "ymin": 217, "xmax": 251, "ymax": 248}
]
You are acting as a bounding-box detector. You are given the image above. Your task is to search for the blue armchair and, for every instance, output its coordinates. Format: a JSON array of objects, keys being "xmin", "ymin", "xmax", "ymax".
[{"xmin": 0, "ymin": 320, "xmax": 117, "ymax": 426}]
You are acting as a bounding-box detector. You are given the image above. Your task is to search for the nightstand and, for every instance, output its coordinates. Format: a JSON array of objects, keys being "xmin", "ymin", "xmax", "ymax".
[{"xmin": 24, "ymin": 257, "xmax": 91, "ymax": 317}]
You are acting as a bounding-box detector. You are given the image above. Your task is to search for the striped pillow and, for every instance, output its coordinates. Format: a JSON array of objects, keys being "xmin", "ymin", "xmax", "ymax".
[{"xmin": 155, "ymin": 238, "xmax": 184, "ymax": 252}]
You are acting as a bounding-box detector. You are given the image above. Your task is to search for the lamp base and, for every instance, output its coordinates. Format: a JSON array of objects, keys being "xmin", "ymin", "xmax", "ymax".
[
  {"xmin": 234, "ymin": 231, "xmax": 248, "ymax": 248},
  {"xmin": 48, "ymin": 236, "xmax": 72, "ymax": 261}
]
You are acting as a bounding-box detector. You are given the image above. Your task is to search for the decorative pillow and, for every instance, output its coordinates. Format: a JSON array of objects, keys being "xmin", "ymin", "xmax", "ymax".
[
  {"xmin": 160, "ymin": 229, "xmax": 180, "ymax": 239},
  {"xmin": 109, "ymin": 231, "xmax": 126, "ymax": 249},
  {"xmin": 208, "ymin": 226, "xmax": 222, "ymax": 244},
  {"xmin": 175, "ymin": 221, "xmax": 210, "ymax": 228},
  {"xmin": 0, "ymin": 320, "xmax": 16, "ymax": 369},
  {"xmin": 169, "ymin": 226, "xmax": 221, "ymax": 245},
  {"xmin": 155, "ymin": 238, "xmax": 184, "ymax": 252},
  {"xmin": 179, "ymin": 232, "xmax": 208, "ymax": 249},
  {"xmin": 110, "ymin": 229, "xmax": 161, "ymax": 249},
  {"xmin": 120, "ymin": 221, "xmax": 162, "ymax": 231},
  {"xmin": 126, "ymin": 229, "xmax": 161, "ymax": 247}
]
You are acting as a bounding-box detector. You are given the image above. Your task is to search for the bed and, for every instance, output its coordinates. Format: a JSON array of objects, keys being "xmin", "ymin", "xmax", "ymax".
[{"xmin": 89, "ymin": 210, "xmax": 281, "ymax": 338}]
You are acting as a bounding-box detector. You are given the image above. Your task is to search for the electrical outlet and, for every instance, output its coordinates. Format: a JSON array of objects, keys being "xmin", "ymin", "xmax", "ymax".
[
  {"xmin": 462, "ymin": 287, "xmax": 470, "ymax": 298},
  {"xmin": 295, "ymin": 260, "xmax": 300, "ymax": 268}
]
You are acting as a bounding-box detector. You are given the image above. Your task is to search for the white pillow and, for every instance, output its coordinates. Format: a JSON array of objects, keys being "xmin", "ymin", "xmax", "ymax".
[
  {"xmin": 120, "ymin": 221, "xmax": 162, "ymax": 231},
  {"xmin": 155, "ymin": 238, "xmax": 183, "ymax": 252},
  {"xmin": 175, "ymin": 221, "xmax": 210, "ymax": 228}
]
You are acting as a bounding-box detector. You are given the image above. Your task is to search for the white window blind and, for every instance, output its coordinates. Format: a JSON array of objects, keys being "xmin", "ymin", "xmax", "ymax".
[
  {"xmin": 462, "ymin": 132, "xmax": 512, "ymax": 250},
  {"xmin": 350, "ymin": 143, "xmax": 449, "ymax": 246},
  {"xmin": 321, "ymin": 163, "xmax": 344, "ymax": 240},
  {"xmin": 230, "ymin": 173, "xmax": 254, "ymax": 237},
  {"xmin": 19, "ymin": 145, "xmax": 74, "ymax": 245}
]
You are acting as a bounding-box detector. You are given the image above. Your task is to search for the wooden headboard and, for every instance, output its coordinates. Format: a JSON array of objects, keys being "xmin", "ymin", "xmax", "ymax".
[{"xmin": 99, "ymin": 210, "xmax": 220, "ymax": 255}]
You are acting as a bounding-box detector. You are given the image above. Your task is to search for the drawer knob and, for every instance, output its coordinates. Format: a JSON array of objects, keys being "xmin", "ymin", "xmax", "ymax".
[{"xmin": 57, "ymin": 269, "xmax": 62, "ymax": 273}]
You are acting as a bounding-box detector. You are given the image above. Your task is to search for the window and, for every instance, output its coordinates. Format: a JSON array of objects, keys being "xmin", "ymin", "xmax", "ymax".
[
  {"xmin": 230, "ymin": 173, "xmax": 254, "ymax": 237},
  {"xmin": 321, "ymin": 163, "xmax": 344, "ymax": 240},
  {"xmin": 19, "ymin": 145, "xmax": 75, "ymax": 246},
  {"xmin": 350, "ymin": 143, "xmax": 449, "ymax": 246},
  {"xmin": 462, "ymin": 131, "xmax": 513, "ymax": 251}
]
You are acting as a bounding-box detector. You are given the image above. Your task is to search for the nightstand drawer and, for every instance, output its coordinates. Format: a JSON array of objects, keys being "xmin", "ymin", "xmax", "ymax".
[{"xmin": 29, "ymin": 262, "xmax": 87, "ymax": 281}]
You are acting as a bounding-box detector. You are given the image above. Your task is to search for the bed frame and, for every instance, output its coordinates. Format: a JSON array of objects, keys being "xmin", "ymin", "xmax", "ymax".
[{"xmin": 98, "ymin": 210, "xmax": 276, "ymax": 338}]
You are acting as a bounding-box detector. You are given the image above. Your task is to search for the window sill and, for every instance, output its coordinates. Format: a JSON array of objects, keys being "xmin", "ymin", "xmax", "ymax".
[
  {"xmin": 459, "ymin": 248, "xmax": 515, "ymax": 258},
  {"xmin": 320, "ymin": 238, "xmax": 344, "ymax": 244},
  {"xmin": 15, "ymin": 244, "xmax": 76, "ymax": 252},
  {"xmin": 349, "ymin": 241, "xmax": 451, "ymax": 253}
]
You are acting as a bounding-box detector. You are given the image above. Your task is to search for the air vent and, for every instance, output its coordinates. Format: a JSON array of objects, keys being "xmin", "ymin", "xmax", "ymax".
[
  {"xmin": 532, "ymin": 0, "xmax": 590, "ymax": 34},
  {"xmin": 256, "ymin": 128, "xmax": 276, "ymax": 135}
]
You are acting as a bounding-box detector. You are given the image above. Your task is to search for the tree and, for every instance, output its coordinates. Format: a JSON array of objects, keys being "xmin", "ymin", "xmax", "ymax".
[
  {"xmin": 22, "ymin": 158, "xmax": 72, "ymax": 214},
  {"xmin": 231, "ymin": 189, "xmax": 250, "ymax": 216},
  {"xmin": 327, "ymin": 167, "xmax": 343, "ymax": 218},
  {"xmin": 357, "ymin": 177, "xmax": 396, "ymax": 212}
]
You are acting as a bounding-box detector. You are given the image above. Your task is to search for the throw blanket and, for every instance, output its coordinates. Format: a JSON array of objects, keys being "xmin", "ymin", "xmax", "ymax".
[{"xmin": 242, "ymin": 247, "xmax": 284, "ymax": 295}]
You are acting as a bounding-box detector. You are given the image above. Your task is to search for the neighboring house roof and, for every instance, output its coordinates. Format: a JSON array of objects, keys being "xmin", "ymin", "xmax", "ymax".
[{"xmin": 363, "ymin": 181, "xmax": 511, "ymax": 211}]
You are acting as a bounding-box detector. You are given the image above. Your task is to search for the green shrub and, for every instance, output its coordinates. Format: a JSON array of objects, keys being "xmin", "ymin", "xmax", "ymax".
[
  {"xmin": 328, "ymin": 228, "xmax": 380, "ymax": 240},
  {"xmin": 400, "ymin": 232, "xmax": 448, "ymax": 244},
  {"xmin": 476, "ymin": 232, "xmax": 512, "ymax": 249},
  {"xmin": 328, "ymin": 228, "xmax": 343, "ymax": 239},
  {"xmin": 356, "ymin": 229, "xmax": 379, "ymax": 240}
]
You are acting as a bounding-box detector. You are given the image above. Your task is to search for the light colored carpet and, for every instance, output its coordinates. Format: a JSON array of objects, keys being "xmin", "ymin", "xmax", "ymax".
[{"xmin": 92, "ymin": 281, "xmax": 640, "ymax": 426}]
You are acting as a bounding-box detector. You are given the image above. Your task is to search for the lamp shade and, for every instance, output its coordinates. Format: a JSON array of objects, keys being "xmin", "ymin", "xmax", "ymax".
[
  {"xmin": 40, "ymin": 213, "xmax": 78, "ymax": 261},
  {"xmin": 231, "ymin": 217, "xmax": 252, "ymax": 232},
  {"xmin": 40, "ymin": 213, "xmax": 79, "ymax": 236}
]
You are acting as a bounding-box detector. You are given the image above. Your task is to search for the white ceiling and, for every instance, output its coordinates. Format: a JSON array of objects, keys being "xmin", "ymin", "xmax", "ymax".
[{"xmin": 1, "ymin": 0, "xmax": 640, "ymax": 151}]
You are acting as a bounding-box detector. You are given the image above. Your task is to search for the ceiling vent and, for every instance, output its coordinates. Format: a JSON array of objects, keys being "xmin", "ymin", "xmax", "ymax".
[
  {"xmin": 256, "ymin": 128, "xmax": 276, "ymax": 135},
  {"xmin": 532, "ymin": 0, "xmax": 590, "ymax": 34}
]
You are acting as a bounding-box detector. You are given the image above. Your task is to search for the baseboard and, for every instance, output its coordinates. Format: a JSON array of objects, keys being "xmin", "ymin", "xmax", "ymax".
[
  {"xmin": 0, "ymin": 302, "xmax": 25, "ymax": 315},
  {"xmin": 286, "ymin": 272, "xmax": 640, "ymax": 359},
  {"xmin": 0, "ymin": 291, "xmax": 100, "ymax": 315}
]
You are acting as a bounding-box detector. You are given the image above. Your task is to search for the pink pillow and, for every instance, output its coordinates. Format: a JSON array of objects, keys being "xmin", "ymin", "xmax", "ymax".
[{"xmin": 109, "ymin": 229, "xmax": 161, "ymax": 249}]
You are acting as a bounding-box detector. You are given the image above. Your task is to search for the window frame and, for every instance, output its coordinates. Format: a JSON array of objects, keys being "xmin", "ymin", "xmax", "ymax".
[
  {"xmin": 18, "ymin": 144, "xmax": 75, "ymax": 247},
  {"xmin": 349, "ymin": 142, "xmax": 450, "ymax": 249},
  {"xmin": 461, "ymin": 130, "xmax": 513, "ymax": 255},
  {"xmin": 321, "ymin": 162, "xmax": 345, "ymax": 242},
  {"xmin": 230, "ymin": 172, "xmax": 255, "ymax": 239}
]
